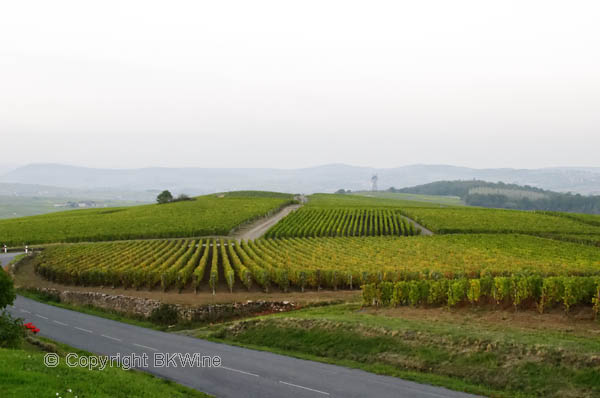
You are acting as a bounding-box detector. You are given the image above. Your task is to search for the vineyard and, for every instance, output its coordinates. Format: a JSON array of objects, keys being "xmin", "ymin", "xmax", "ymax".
[
  {"xmin": 399, "ymin": 207, "xmax": 600, "ymax": 235},
  {"xmin": 304, "ymin": 193, "xmax": 452, "ymax": 208},
  {"xmin": 362, "ymin": 275, "xmax": 600, "ymax": 314},
  {"xmin": 0, "ymin": 191, "xmax": 294, "ymax": 246},
  {"xmin": 265, "ymin": 208, "xmax": 419, "ymax": 238},
  {"xmin": 20, "ymin": 191, "xmax": 600, "ymax": 313},
  {"xmin": 34, "ymin": 235, "xmax": 600, "ymax": 310}
]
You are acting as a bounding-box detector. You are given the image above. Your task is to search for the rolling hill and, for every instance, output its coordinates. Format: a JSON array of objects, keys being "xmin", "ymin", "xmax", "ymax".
[
  {"xmin": 3, "ymin": 163, "xmax": 600, "ymax": 195},
  {"xmin": 0, "ymin": 191, "xmax": 294, "ymax": 246},
  {"xmin": 394, "ymin": 180, "xmax": 600, "ymax": 214}
]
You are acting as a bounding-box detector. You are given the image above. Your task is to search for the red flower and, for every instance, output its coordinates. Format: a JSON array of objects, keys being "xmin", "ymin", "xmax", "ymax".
[{"xmin": 24, "ymin": 322, "xmax": 39, "ymax": 333}]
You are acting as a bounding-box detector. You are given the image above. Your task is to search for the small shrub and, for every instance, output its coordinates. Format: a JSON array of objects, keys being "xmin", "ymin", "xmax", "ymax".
[
  {"xmin": 0, "ymin": 269, "xmax": 16, "ymax": 309},
  {"xmin": 149, "ymin": 304, "xmax": 179, "ymax": 325},
  {"xmin": 0, "ymin": 311, "xmax": 25, "ymax": 348}
]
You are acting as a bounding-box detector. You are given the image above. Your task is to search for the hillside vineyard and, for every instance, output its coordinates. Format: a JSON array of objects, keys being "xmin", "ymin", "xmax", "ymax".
[
  {"xmin": 265, "ymin": 208, "xmax": 419, "ymax": 238},
  {"xmin": 34, "ymin": 235, "xmax": 600, "ymax": 309}
]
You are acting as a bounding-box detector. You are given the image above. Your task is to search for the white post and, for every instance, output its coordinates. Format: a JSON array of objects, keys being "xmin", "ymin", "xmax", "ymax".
[
  {"xmin": 3, "ymin": 245, "xmax": 6, "ymax": 253},
  {"xmin": 25, "ymin": 245, "xmax": 28, "ymax": 254}
]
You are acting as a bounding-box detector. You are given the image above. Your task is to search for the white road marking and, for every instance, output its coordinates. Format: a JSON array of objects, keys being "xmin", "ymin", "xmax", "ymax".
[
  {"xmin": 74, "ymin": 327, "xmax": 93, "ymax": 333},
  {"xmin": 20, "ymin": 309, "xmax": 31, "ymax": 314},
  {"xmin": 101, "ymin": 334, "xmax": 122, "ymax": 342},
  {"xmin": 53, "ymin": 320, "xmax": 68, "ymax": 326},
  {"xmin": 369, "ymin": 378, "xmax": 450, "ymax": 398},
  {"xmin": 279, "ymin": 381, "xmax": 330, "ymax": 395},
  {"xmin": 220, "ymin": 366, "xmax": 259, "ymax": 377},
  {"xmin": 133, "ymin": 343, "xmax": 159, "ymax": 352},
  {"xmin": 35, "ymin": 314, "xmax": 48, "ymax": 320}
]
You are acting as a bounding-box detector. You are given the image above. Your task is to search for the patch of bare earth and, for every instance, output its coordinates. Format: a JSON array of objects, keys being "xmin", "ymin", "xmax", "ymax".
[{"xmin": 360, "ymin": 305, "xmax": 600, "ymax": 337}]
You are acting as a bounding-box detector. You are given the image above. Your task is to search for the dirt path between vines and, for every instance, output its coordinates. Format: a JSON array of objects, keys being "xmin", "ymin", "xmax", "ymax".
[
  {"xmin": 232, "ymin": 203, "xmax": 302, "ymax": 240},
  {"xmin": 400, "ymin": 215, "xmax": 434, "ymax": 236}
]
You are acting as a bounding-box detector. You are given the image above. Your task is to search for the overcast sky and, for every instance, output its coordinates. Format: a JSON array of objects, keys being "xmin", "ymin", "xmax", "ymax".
[{"xmin": 1, "ymin": 1, "xmax": 599, "ymax": 170}]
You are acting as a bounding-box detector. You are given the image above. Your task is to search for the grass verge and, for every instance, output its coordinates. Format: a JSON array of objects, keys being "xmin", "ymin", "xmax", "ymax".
[
  {"xmin": 183, "ymin": 303, "xmax": 600, "ymax": 398},
  {"xmin": 1, "ymin": 336, "xmax": 211, "ymax": 398}
]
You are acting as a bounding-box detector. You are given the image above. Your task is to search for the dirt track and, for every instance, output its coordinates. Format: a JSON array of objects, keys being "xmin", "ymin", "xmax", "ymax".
[
  {"xmin": 400, "ymin": 215, "xmax": 434, "ymax": 235},
  {"xmin": 232, "ymin": 203, "xmax": 302, "ymax": 240}
]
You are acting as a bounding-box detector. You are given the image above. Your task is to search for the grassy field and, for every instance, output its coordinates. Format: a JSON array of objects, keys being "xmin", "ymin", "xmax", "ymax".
[
  {"xmin": 187, "ymin": 303, "xmax": 600, "ymax": 398},
  {"xmin": 1, "ymin": 339, "xmax": 210, "ymax": 398},
  {"xmin": 0, "ymin": 191, "xmax": 294, "ymax": 246}
]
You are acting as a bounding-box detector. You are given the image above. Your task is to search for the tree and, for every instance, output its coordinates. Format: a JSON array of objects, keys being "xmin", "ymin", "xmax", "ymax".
[
  {"xmin": 173, "ymin": 194, "xmax": 193, "ymax": 202},
  {"xmin": 156, "ymin": 190, "xmax": 173, "ymax": 204},
  {"xmin": 0, "ymin": 268, "xmax": 15, "ymax": 309},
  {"xmin": 0, "ymin": 269, "xmax": 23, "ymax": 348}
]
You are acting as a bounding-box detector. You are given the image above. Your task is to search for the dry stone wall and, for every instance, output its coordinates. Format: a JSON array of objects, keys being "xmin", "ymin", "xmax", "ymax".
[{"xmin": 32, "ymin": 288, "xmax": 296, "ymax": 322}]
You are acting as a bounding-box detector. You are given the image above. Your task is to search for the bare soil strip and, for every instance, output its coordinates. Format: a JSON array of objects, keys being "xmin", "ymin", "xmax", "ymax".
[
  {"xmin": 233, "ymin": 204, "xmax": 303, "ymax": 240},
  {"xmin": 400, "ymin": 215, "xmax": 434, "ymax": 235}
]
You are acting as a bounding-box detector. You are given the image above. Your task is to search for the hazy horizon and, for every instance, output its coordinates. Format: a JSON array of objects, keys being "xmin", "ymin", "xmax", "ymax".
[
  {"xmin": 2, "ymin": 1, "xmax": 599, "ymax": 170},
  {"xmin": 3, "ymin": 162, "xmax": 600, "ymax": 173}
]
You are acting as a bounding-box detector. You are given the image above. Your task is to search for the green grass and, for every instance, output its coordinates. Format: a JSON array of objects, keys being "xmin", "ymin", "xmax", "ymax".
[
  {"xmin": 351, "ymin": 191, "xmax": 464, "ymax": 206},
  {"xmin": 189, "ymin": 304, "xmax": 600, "ymax": 398},
  {"xmin": 1, "ymin": 341, "xmax": 211, "ymax": 398},
  {"xmin": 0, "ymin": 191, "xmax": 294, "ymax": 246}
]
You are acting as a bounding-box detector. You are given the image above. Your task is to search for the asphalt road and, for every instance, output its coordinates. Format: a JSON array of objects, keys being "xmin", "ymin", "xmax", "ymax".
[
  {"xmin": 6, "ymin": 295, "xmax": 482, "ymax": 398},
  {"xmin": 0, "ymin": 251, "xmax": 25, "ymax": 267}
]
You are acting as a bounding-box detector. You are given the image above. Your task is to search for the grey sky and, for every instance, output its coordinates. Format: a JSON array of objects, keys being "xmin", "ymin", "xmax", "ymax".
[{"xmin": 1, "ymin": 1, "xmax": 599, "ymax": 169}]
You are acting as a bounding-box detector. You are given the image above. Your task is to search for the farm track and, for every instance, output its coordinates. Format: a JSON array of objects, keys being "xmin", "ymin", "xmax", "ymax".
[
  {"xmin": 400, "ymin": 215, "xmax": 434, "ymax": 235},
  {"xmin": 233, "ymin": 203, "xmax": 303, "ymax": 240}
]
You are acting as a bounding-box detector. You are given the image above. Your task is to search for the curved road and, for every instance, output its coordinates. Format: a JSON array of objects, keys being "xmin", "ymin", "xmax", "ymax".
[
  {"xmin": 0, "ymin": 251, "xmax": 25, "ymax": 267},
  {"xmin": 6, "ymin": 295, "xmax": 481, "ymax": 398}
]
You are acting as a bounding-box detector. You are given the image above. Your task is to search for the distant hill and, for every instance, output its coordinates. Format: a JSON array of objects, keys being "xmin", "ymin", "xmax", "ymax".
[
  {"xmin": 394, "ymin": 180, "xmax": 600, "ymax": 214},
  {"xmin": 0, "ymin": 182, "xmax": 155, "ymax": 219},
  {"xmin": 0, "ymin": 182, "xmax": 158, "ymax": 201},
  {"xmin": 2, "ymin": 163, "xmax": 600, "ymax": 195}
]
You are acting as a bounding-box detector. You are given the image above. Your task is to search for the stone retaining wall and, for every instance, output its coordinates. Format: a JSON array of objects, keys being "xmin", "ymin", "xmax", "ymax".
[{"xmin": 32, "ymin": 288, "xmax": 296, "ymax": 322}]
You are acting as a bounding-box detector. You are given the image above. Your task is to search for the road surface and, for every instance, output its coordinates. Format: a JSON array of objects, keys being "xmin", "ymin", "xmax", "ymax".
[
  {"xmin": 7, "ymin": 295, "xmax": 481, "ymax": 398},
  {"xmin": 233, "ymin": 204, "xmax": 302, "ymax": 240},
  {"xmin": 0, "ymin": 251, "xmax": 25, "ymax": 266},
  {"xmin": 0, "ymin": 251, "xmax": 25, "ymax": 268}
]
